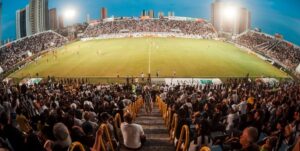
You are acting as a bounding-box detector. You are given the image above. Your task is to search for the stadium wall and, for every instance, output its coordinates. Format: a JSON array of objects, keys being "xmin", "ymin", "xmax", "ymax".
[{"xmin": 81, "ymin": 32, "xmax": 217, "ymax": 41}]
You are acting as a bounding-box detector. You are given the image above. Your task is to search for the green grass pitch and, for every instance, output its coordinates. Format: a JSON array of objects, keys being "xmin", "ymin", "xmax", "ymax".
[{"xmin": 9, "ymin": 37, "xmax": 288, "ymax": 79}]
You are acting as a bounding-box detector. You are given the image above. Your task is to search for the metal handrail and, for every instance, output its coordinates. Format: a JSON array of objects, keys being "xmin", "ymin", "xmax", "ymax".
[
  {"xmin": 176, "ymin": 125, "xmax": 190, "ymax": 151},
  {"xmin": 100, "ymin": 124, "xmax": 115, "ymax": 151},
  {"xmin": 68, "ymin": 141, "xmax": 86, "ymax": 151},
  {"xmin": 170, "ymin": 113, "xmax": 178, "ymax": 141}
]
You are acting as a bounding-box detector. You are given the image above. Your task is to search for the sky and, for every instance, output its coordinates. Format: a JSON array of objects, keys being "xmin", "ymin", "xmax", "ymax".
[{"xmin": 1, "ymin": 0, "xmax": 300, "ymax": 45}]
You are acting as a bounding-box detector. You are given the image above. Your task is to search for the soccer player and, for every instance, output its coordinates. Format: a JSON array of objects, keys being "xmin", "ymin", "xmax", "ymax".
[
  {"xmin": 97, "ymin": 50, "xmax": 102, "ymax": 56},
  {"xmin": 141, "ymin": 72, "xmax": 144, "ymax": 81}
]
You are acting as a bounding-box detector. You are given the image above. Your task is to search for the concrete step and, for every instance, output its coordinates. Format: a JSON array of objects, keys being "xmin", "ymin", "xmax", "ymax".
[{"xmin": 133, "ymin": 105, "xmax": 175, "ymax": 151}]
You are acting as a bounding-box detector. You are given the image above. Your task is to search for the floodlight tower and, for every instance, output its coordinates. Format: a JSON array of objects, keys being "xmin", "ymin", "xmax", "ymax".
[{"xmin": 0, "ymin": 0, "xmax": 2, "ymax": 45}]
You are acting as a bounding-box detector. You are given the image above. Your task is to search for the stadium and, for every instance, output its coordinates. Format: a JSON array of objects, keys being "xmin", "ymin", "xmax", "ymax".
[
  {"xmin": 3, "ymin": 19, "xmax": 290, "ymax": 83},
  {"xmin": 0, "ymin": 0, "xmax": 299, "ymax": 151}
]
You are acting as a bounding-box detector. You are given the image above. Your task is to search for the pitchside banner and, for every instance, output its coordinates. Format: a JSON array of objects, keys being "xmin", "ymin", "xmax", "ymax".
[
  {"xmin": 19, "ymin": 78, "xmax": 43, "ymax": 86},
  {"xmin": 164, "ymin": 78, "xmax": 222, "ymax": 86}
]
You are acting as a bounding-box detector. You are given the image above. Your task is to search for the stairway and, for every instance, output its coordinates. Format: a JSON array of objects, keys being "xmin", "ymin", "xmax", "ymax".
[{"xmin": 134, "ymin": 105, "xmax": 175, "ymax": 151}]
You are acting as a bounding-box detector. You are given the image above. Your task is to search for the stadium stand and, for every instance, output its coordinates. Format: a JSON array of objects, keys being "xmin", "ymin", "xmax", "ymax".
[
  {"xmin": 0, "ymin": 31, "xmax": 68, "ymax": 75},
  {"xmin": 56, "ymin": 23, "xmax": 89, "ymax": 38},
  {"xmin": 236, "ymin": 31, "xmax": 300, "ymax": 70},
  {"xmin": 83, "ymin": 18, "xmax": 217, "ymax": 39},
  {"xmin": 158, "ymin": 78, "xmax": 300, "ymax": 151},
  {"xmin": 0, "ymin": 78, "xmax": 299, "ymax": 151}
]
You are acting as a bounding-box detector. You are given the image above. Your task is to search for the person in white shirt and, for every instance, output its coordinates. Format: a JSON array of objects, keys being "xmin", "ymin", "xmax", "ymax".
[
  {"xmin": 226, "ymin": 108, "xmax": 239, "ymax": 131},
  {"xmin": 238, "ymin": 97, "xmax": 248, "ymax": 115},
  {"xmin": 121, "ymin": 112, "xmax": 146, "ymax": 149}
]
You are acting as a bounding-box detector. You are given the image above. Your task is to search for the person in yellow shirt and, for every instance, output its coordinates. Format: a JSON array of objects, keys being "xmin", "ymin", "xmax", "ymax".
[
  {"xmin": 247, "ymin": 96, "xmax": 255, "ymax": 105},
  {"xmin": 16, "ymin": 111, "xmax": 32, "ymax": 134}
]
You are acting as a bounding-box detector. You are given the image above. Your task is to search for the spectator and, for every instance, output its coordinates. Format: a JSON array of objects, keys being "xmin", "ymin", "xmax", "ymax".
[
  {"xmin": 240, "ymin": 127, "xmax": 259, "ymax": 151},
  {"xmin": 51, "ymin": 123, "xmax": 72, "ymax": 151},
  {"xmin": 121, "ymin": 112, "xmax": 145, "ymax": 149},
  {"xmin": 0, "ymin": 112, "xmax": 25, "ymax": 151}
]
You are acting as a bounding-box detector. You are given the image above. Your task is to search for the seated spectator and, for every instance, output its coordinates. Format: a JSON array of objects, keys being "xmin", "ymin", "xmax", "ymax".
[
  {"xmin": 0, "ymin": 112, "xmax": 25, "ymax": 151},
  {"xmin": 240, "ymin": 127, "xmax": 259, "ymax": 151},
  {"xmin": 0, "ymin": 137, "xmax": 14, "ymax": 151},
  {"xmin": 260, "ymin": 136, "xmax": 277, "ymax": 151},
  {"xmin": 50, "ymin": 123, "xmax": 72, "ymax": 151},
  {"xmin": 82, "ymin": 111, "xmax": 98, "ymax": 132},
  {"xmin": 121, "ymin": 112, "xmax": 145, "ymax": 149}
]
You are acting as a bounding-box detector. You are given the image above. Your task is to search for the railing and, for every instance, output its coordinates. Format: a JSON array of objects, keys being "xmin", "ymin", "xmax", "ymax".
[
  {"xmin": 68, "ymin": 142, "xmax": 86, "ymax": 151},
  {"xmin": 157, "ymin": 96, "xmax": 180, "ymax": 144},
  {"xmin": 101, "ymin": 124, "xmax": 115, "ymax": 151},
  {"xmin": 176, "ymin": 125, "xmax": 190, "ymax": 151},
  {"xmin": 167, "ymin": 106, "xmax": 172, "ymax": 129},
  {"xmin": 114, "ymin": 113, "xmax": 122, "ymax": 129},
  {"xmin": 114, "ymin": 113, "xmax": 123, "ymax": 143},
  {"xmin": 170, "ymin": 114, "xmax": 178, "ymax": 142}
]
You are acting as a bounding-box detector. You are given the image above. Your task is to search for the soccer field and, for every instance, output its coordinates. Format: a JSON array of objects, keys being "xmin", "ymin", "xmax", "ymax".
[{"xmin": 9, "ymin": 37, "xmax": 288, "ymax": 79}]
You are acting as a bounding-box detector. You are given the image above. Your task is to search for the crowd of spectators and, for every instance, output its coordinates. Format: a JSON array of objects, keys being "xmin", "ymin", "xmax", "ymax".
[
  {"xmin": 83, "ymin": 18, "xmax": 217, "ymax": 39},
  {"xmin": 161, "ymin": 78, "xmax": 300, "ymax": 151},
  {"xmin": 0, "ymin": 78, "xmax": 143, "ymax": 151},
  {"xmin": 0, "ymin": 31, "xmax": 67, "ymax": 73},
  {"xmin": 0, "ymin": 77, "xmax": 299, "ymax": 151},
  {"xmin": 56, "ymin": 23, "xmax": 89, "ymax": 38},
  {"xmin": 236, "ymin": 31, "xmax": 300, "ymax": 70}
]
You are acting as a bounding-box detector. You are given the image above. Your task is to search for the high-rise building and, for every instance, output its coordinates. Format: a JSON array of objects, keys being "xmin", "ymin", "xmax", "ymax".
[
  {"xmin": 211, "ymin": 1, "xmax": 222, "ymax": 31},
  {"xmin": 58, "ymin": 15, "xmax": 64, "ymax": 29},
  {"xmin": 16, "ymin": 9, "xmax": 27, "ymax": 39},
  {"xmin": 168, "ymin": 11, "xmax": 175, "ymax": 17},
  {"xmin": 101, "ymin": 7, "xmax": 107, "ymax": 19},
  {"xmin": 238, "ymin": 8, "xmax": 251, "ymax": 34},
  {"xmin": 0, "ymin": 0, "xmax": 2, "ymax": 45},
  {"xmin": 148, "ymin": 10, "xmax": 154, "ymax": 18},
  {"xmin": 29, "ymin": 0, "xmax": 49, "ymax": 34},
  {"xmin": 49, "ymin": 8, "xmax": 57, "ymax": 30},
  {"xmin": 158, "ymin": 11, "xmax": 164, "ymax": 18},
  {"xmin": 142, "ymin": 9, "xmax": 147, "ymax": 16},
  {"xmin": 211, "ymin": 1, "xmax": 251, "ymax": 35},
  {"xmin": 15, "ymin": 0, "xmax": 48, "ymax": 37},
  {"xmin": 25, "ymin": 5, "xmax": 32, "ymax": 36}
]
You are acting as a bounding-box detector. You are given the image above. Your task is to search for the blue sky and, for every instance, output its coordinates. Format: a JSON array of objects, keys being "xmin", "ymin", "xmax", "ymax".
[{"xmin": 1, "ymin": 0, "xmax": 300, "ymax": 45}]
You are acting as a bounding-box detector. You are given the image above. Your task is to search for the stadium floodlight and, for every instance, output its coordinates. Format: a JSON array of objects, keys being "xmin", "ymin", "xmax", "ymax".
[
  {"xmin": 222, "ymin": 6, "xmax": 238, "ymax": 20},
  {"xmin": 63, "ymin": 8, "xmax": 76, "ymax": 20}
]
